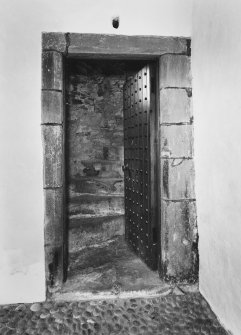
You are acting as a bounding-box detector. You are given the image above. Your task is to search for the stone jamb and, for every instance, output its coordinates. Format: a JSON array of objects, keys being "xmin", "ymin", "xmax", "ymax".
[
  {"xmin": 42, "ymin": 33, "xmax": 66, "ymax": 293},
  {"xmin": 159, "ymin": 53, "xmax": 198, "ymax": 283}
]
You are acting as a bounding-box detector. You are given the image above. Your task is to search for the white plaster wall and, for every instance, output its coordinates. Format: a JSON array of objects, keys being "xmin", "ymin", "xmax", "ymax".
[
  {"xmin": 0, "ymin": 0, "xmax": 192, "ymax": 304},
  {"xmin": 192, "ymin": 1, "xmax": 241, "ymax": 334}
]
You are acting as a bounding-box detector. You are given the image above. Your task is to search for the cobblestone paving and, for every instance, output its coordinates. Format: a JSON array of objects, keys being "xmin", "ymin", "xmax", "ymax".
[{"xmin": 0, "ymin": 293, "xmax": 228, "ymax": 335}]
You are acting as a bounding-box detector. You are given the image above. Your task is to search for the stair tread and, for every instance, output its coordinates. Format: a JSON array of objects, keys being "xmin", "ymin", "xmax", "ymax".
[
  {"xmin": 81, "ymin": 159, "xmax": 124, "ymax": 164},
  {"xmin": 69, "ymin": 193, "xmax": 124, "ymax": 202},
  {"xmin": 69, "ymin": 214, "xmax": 125, "ymax": 229},
  {"xmin": 70, "ymin": 177, "xmax": 123, "ymax": 181}
]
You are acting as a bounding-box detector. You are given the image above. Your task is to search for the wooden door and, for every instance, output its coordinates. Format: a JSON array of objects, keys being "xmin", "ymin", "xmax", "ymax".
[{"xmin": 123, "ymin": 64, "xmax": 158, "ymax": 270}]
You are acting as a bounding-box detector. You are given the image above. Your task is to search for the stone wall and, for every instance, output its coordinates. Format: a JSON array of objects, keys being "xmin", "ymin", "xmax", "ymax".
[{"xmin": 159, "ymin": 52, "xmax": 199, "ymax": 283}]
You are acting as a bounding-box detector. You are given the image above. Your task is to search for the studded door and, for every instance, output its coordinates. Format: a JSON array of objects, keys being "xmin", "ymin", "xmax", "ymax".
[{"xmin": 123, "ymin": 64, "xmax": 158, "ymax": 270}]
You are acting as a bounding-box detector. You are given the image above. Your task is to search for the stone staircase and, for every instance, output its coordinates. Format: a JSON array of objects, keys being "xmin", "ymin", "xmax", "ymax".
[{"xmin": 68, "ymin": 184, "xmax": 125, "ymax": 255}]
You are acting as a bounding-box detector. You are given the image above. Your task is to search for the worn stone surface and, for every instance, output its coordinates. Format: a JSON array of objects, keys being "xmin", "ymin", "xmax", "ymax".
[
  {"xmin": 69, "ymin": 194, "xmax": 124, "ymax": 216},
  {"xmin": 30, "ymin": 303, "xmax": 41, "ymax": 312},
  {"xmin": 65, "ymin": 60, "xmax": 148, "ymax": 265},
  {"xmin": 160, "ymin": 88, "xmax": 192, "ymax": 124},
  {"xmin": 69, "ymin": 177, "xmax": 124, "ymax": 195},
  {"xmin": 42, "ymin": 32, "xmax": 66, "ymax": 52},
  {"xmin": 66, "ymin": 60, "xmax": 126, "ymax": 263},
  {"xmin": 57, "ymin": 236, "xmax": 170, "ymax": 296},
  {"xmin": 159, "ymin": 55, "xmax": 191, "ymax": 88},
  {"xmin": 45, "ymin": 245, "xmax": 63, "ymax": 288},
  {"xmin": 69, "ymin": 215, "xmax": 125, "ymax": 253},
  {"xmin": 42, "ymin": 125, "xmax": 63, "ymax": 188},
  {"xmin": 66, "ymin": 60, "xmax": 126, "ymax": 180},
  {"xmin": 0, "ymin": 293, "xmax": 229, "ymax": 335},
  {"xmin": 159, "ymin": 54, "xmax": 198, "ymax": 285},
  {"xmin": 42, "ymin": 51, "xmax": 63, "ymax": 90},
  {"xmin": 42, "ymin": 91, "xmax": 63, "ymax": 124},
  {"xmin": 68, "ymin": 34, "xmax": 188, "ymax": 56},
  {"xmin": 160, "ymin": 200, "xmax": 198, "ymax": 283},
  {"xmin": 66, "ymin": 60, "xmax": 148, "ymax": 192},
  {"xmin": 161, "ymin": 125, "xmax": 193, "ymax": 158},
  {"xmin": 44, "ymin": 188, "xmax": 63, "ymax": 246},
  {"xmin": 161, "ymin": 158, "xmax": 195, "ymax": 200}
]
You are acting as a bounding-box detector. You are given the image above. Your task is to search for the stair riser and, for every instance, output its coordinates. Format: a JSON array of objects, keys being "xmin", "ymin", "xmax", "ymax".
[
  {"xmin": 70, "ymin": 179, "xmax": 124, "ymax": 195},
  {"xmin": 69, "ymin": 216, "xmax": 125, "ymax": 253},
  {"xmin": 71, "ymin": 161, "xmax": 124, "ymax": 179},
  {"xmin": 69, "ymin": 197, "xmax": 124, "ymax": 216}
]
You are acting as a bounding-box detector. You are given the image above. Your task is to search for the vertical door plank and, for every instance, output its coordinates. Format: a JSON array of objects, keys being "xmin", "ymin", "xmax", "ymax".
[{"xmin": 123, "ymin": 64, "xmax": 158, "ymax": 270}]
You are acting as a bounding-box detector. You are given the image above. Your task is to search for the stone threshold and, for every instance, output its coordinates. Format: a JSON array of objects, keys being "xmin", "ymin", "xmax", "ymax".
[{"xmin": 51, "ymin": 283, "xmax": 198, "ymax": 302}]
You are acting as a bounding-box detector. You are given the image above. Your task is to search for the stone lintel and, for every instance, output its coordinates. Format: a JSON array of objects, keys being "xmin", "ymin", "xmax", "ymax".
[{"xmin": 68, "ymin": 34, "xmax": 188, "ymax": 57}]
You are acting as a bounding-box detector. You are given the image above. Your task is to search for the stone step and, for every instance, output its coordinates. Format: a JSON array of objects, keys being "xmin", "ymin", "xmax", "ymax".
[
  {"xmin": 81, "ymin": 159, "xmax": 124, "ymax": 179},
  {"xmin": 68, "ymin": 214, "xmax": 125, "ymax": 253},
  {"xmin": 69, "ymin": 177, "xmax": 124, "ymax": 195},
  {"xmin": 68, "ymin": 194, "xmax": 124, "ymax": 216}
]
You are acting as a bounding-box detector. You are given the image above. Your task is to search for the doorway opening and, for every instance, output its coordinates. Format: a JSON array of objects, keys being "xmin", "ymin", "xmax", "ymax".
[
  {"xmin": 42, "ymin": 33, "xmax": 198, "ymax": 300},
  {"xmin": 58, "ymin": 58, "xmax": 165, "ymax": 300}
]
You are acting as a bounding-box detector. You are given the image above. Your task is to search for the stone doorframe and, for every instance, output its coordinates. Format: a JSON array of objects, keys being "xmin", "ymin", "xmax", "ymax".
[{"xmin": 41, "ymin": 33, "xmax": 198, "ymax": 294}]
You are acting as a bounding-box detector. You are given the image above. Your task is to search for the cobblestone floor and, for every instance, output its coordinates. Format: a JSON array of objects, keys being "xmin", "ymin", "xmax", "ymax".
[{"xmin": 0, "ymin": 293, "xmax": 228, "ymax": 335}]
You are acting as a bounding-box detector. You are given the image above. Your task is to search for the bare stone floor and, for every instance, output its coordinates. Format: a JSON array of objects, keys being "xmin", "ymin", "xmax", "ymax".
[
  {"xmin": 0, "ymin": 293, "xmax": 228, "ymax": 335},
  {"xmin": 53, "ymin": 236, "xmax": 171, "ymax": 301}
]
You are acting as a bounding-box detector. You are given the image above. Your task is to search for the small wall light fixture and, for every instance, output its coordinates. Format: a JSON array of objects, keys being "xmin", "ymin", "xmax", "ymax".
[{"xmin": 112, "ymin": 16, "xmax": 120, "ymax": 29}]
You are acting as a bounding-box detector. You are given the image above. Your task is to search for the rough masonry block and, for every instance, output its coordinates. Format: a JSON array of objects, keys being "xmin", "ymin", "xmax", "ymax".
[
  {"xmin": 69, "ymin": 194, "xmax": 124, "ymax": 216},
  {"xmin": 161, "ymin": 158, "xmax": 195, "ymax": 200},
  {"xmin": 42, "ymin": 32, "xmax": 66, "ymax": 52},
  {"xmin": 41, "ymin": 90, "xmax": 63, "ymax": 124},
  {"xmin": 160, "ymin": 200, "xmax": 198, "ymax": 283},
  {"xmin": 71, "ymin": 178, "xmax": 124, "ymax": 195},
  {"xmin": 159, "ymin": 55, "xmax": 191, "ymax": 88},
  {"xmin": 45, "ymin": 245, "xmax": 63, "ymax": 289},
  {"xmin": 69, "ymin": 215, "xmax": 125, "ymax": 253},
  {"xmin": 161, "ymin": 125, "xmax": 193, "ymax": 158},
  {"xmin": 42, "ymin": 51, "xmax": 63, "ymax": 90},
  {"xmin": 68, "ymin": 34, "xmax": 188, "ymax": 56},
  {"xmin": 42, "ymin": 125, "xmax": 63, "ymax": 187},
  {"xmin": 160, "ymin": 88, "xmax": 192, "ymax": 124},
  {"xmin": 44, "ymin": 188, "xmax": 63, "ymax": 246}
]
